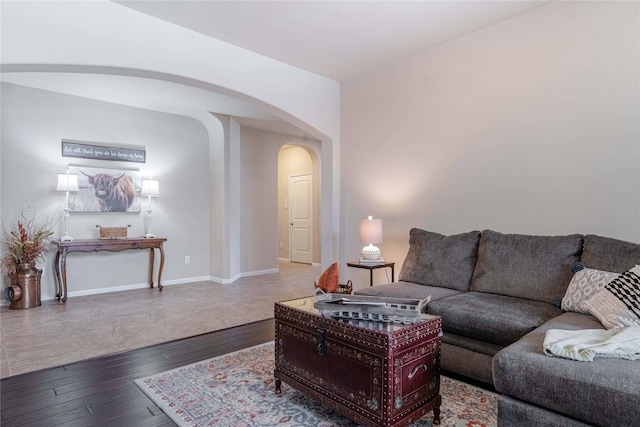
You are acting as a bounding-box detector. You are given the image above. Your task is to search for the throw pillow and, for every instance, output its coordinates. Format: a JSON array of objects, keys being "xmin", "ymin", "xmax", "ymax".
[
  {"xmin": 581, "ymin": 234, "xmax": 640, "ymax": 273},
  {"xmin": 582, "ymin": 265, "xmax": 640, "ymax": 329},
  {"xmin": 398, "ymin": 228, "xmax": 481, "ymax": 292},
  {"xmin": 317, "ymin": 263, "xmax": 339, "ymax": 293},
  {"xmin": 561, "ymin": 263, "xmax": 620, "ymax": 314},
  {"xmin": 470, "ymin": 230, "xmax": 583, "ymax": 305}
]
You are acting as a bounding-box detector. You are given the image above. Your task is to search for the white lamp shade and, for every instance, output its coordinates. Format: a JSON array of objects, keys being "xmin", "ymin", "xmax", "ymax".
[
  {"xmin": 141, "ymin": 179, "xmax": 160, "ymax": 197},
  {"xmin": 359, "ymin": 217, "xmax": 383, "ymax": 244},
  {"xmin": 56, "ymin": 173, "xmax": 79, "ymax": 192}
]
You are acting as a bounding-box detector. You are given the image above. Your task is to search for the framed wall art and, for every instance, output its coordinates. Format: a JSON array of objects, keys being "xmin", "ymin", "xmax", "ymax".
[
  {"xmin": 68, "ymin": 165, "xmax": 142, "ymax": 213},
  {"xmin": 62, "ymin": 140, "xmax": 146, "ymax": 163}
]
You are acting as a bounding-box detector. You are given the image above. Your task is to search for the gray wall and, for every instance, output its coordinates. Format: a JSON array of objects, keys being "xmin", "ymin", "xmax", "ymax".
[
  {"xmin": 341, "ymin": 1, "xmax": 639, "ymax": 288},
  {"xmin": 239, "ymin": 126, "xmax": 280, "ymax": 273},
  {"xmin": 1, "ymin": 83, "xmax": 211, "ymax": 300}
]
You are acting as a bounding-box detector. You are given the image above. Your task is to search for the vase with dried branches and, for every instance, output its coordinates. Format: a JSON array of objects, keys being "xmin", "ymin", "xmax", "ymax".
[{"xmin": 1, "ymin": 207, "xmax": 54, "ymax": 309}]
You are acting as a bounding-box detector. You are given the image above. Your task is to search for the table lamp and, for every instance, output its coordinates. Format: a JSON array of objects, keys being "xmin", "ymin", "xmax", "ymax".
[
  {"xmin": 141, "ymin": 178, "xmax": 160, "ymax": 238},
  {"xmin": 56, "ymin": 172, "xmax": 79, "ymax": 241},
  {"xmin": 359, "ymin": 216, "xmax": 383, "ymax": 260}
]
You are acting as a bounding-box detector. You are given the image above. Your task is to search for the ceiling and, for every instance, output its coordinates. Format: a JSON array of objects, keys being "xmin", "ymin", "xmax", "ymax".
[
  {"xmin": 117, "ymin": 1, "xmax": 553, "ymax": 82},
  {"xmin": 2, "ymin": 1, "xmax": 554, "ymax": 137}
]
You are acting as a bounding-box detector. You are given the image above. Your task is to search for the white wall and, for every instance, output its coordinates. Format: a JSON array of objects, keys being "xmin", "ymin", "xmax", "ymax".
[
  {"xmin": 1, "ymin": 83, "xmax": 211, "ymax": 300},
  {"xmin": 341, "ymin": 1, "xmax": 640, "ymax": 288}
]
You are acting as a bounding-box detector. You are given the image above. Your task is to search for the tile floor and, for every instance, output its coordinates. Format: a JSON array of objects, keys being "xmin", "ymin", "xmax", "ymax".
[{"xmin": 0, "ymin": 261, "xmax": 320, "ymax": 379}]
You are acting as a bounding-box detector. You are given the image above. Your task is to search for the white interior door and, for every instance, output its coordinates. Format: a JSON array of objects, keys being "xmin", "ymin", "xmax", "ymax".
[{"xmin": 289, "ymin": 173, "xmax": 313, "ymax": 264}]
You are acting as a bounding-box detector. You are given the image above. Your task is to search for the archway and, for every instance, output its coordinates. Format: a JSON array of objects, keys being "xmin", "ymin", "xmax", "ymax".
[
  {"xmin": 1, "ymin": 65, "xmax": 337, "ymax": 284},
  {"xmin": 277, "ymin": 145, "xmax": 321, "ymax": 266}
]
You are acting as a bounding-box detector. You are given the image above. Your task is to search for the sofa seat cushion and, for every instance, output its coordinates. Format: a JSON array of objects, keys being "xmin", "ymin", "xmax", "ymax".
[
  {"xmin": 354, "ymin": 281, "xmax": 462, "ymax": 302},
  {"xmin": 493, "ymin": 312, "xmax": 640, "ymax": 427},
  {"xmin": 398, "ymin": 228, "xmax": 481, "ymax": 292},
  {"xmin": 441, "ymin": 331, "xmax": 504, "ymax": 357},
  {"xmin": 498, "ymin": 395, "xmax": 593, "ymax": 427},
  {"xmin": 470, "ymin": 230, "xmax": 583, "ymax": 305},
  {"xmin": 581, "ymin": 234, "xmax": 640, "ymax": 273},
  {"xmin": 428, "ymin": 292, "xmax": 562, "ymax": 347}
]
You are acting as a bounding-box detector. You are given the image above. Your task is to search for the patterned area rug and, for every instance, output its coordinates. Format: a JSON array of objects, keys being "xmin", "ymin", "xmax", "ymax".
[{"xmin": 135, "ymin": 342, "xmax": 497, "ymax": 427}]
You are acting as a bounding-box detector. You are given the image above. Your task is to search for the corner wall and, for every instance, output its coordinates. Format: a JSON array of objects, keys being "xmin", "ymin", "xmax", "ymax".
[{"xmin": 341, "ymin": 1, "xmax": 640, "ymax": 288}]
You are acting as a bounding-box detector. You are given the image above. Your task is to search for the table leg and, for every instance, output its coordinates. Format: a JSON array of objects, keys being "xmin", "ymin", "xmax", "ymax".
[
  {"xmin": 391, "ymin": 265, "xmax": 395, "ymax": 282},
  {"xmin": 148, "ymin": 248, "xmax": 155, "ymax": 288},
  {"xmin": 60, "ymin": 251, "xmax": 69, "ymax": 303},
  {"xmin": 157, "ymin": 244, "xmax": 165, "ymax": 291},
  {"xmin": 53, "ymin": 250, "xmax": 62, "ymax": 300},
  {"xmin": 369, "ymin": 269, "xmax": 374, "ymax": 287}
]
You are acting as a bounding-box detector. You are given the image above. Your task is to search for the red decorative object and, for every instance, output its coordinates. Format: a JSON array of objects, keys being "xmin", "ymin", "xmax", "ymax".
[{"xmin": 316, "ymin": 262, "xmax": 339, "ymax": 293}]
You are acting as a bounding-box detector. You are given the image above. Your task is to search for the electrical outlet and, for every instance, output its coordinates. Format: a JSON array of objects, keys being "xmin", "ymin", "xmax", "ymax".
[
  {"xmin": 185, "ymin": 256, "xmax": 191, "ymax": 264},
  {"xmin": 279, "ymin": 242, "xmax": 283, "ymax": 248}
]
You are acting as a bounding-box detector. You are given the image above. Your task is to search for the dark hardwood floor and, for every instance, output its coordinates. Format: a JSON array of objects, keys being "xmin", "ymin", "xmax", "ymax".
[{"xmin": 1, "ymin": 319, "xmax": 276, "ymax": 427}]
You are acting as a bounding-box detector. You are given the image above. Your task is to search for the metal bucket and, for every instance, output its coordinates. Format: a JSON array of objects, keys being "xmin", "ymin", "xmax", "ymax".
[{"xmin": 6, "ymin": 263, "xmax": 42, "ymax": 309}]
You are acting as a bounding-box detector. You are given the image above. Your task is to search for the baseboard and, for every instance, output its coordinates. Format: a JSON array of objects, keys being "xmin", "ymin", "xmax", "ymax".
[
  {"xmin": 0, "ymin": 269, "xmax": 288, "ymax": 303},
  {"xmin": 242, "ymin": 268, "xmax": 279, "ymax": 277},
  {"xmin": 66, "ymin": 276, "xmax": 211, "ymax": 299},
  {"xmin": 208, "ymin": 274, "xmax": 240, "ymax": 284},
  {"xmin": 4, "ymin": 276, "xmax": 212, "ymax": 303}
]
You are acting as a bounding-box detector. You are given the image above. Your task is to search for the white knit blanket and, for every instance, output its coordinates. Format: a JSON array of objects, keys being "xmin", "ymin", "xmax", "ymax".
[{"xmin": 543, "ymin": 327, "xmax": 640, "ymax": 362}]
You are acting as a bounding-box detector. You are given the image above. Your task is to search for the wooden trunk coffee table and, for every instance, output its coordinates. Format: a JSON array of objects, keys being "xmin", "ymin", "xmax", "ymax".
[{"xmin": 274, "ymin": 297, "xmax": 442, "ymax": 426}]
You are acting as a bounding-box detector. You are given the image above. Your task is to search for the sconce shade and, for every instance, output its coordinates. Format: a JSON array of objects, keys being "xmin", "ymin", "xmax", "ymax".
[
  {"xmin": 141, "ymin": 179, "xmax": 160, "ymax": 197},
  {"xmin": 56, "ymin": 173, "xmax": 79, "ymax": 192},
  {"xmin": 359, "ymin": 217, "xmax": 383, "ymax": 244}
]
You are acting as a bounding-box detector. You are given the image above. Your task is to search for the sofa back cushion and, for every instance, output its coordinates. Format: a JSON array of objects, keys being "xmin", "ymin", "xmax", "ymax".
[
  {"xmin": 581, "ymin": 234, "xmax": 640, "ymax": 273},
  {"xmin": 470, "ymin": 230, "xmax": 583, "ymax": 305},
  {"xmin": 398, "ymin": 228, "xmax": 481, "ymax": 292}
]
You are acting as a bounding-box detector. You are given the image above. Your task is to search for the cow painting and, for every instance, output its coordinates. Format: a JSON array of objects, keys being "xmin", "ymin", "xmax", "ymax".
[{"xmin": 81, "ymin": 171, "xmax": 136, "ymax": 212}]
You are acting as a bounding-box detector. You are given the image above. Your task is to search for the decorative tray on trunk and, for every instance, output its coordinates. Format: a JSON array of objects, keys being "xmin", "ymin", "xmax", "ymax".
[{"xmin": 313, "ymin": 293, "xmax": 431, "ymax": 324}]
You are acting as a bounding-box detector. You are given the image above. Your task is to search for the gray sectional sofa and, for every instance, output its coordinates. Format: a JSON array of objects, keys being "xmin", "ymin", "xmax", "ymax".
[{"xmin": 354, "ymin": 228, "xmax": 640, "ymax": 426}]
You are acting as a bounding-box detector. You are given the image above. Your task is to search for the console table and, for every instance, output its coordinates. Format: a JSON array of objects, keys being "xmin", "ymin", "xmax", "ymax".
[{"xmin": 52, "ymin": 238, "xmax": 167, "ymax": 302}]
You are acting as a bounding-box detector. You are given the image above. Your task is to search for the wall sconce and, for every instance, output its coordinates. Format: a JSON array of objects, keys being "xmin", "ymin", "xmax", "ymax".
[
  {"xmin": 359, "ymin": 216, "xmax": 383, "ymax": 260},
  {"xmin": 56, "ymin": 172, "xmax": 79, "ymax": 241},
  {"xmin": 141, "ymin": 178, "xmax": 160, "ymax": 238}
]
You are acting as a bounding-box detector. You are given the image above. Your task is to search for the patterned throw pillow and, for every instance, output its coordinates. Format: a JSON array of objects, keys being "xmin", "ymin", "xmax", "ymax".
[
  {"xmin": 317, "ymin": 263, "xmax": 339, "ymax": 293},
  {"xmin": 582, "ymin": 265, "xmax": 640, "ymax": 329},
  {"xmin": 562, "ymin": 264, "xmax": 619, "ymax": 314}
]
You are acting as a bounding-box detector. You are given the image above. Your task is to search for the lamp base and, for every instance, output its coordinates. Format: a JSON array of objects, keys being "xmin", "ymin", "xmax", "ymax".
[
  {"xmin": 60, "ymin": 234, "xmax": 74, "ymax": 242},
  {"xmin": 143, "ymin": 232, "xmax": 156, "ymax": 239},
  {"xmin": 361, "ymin": 244, "xmax": 381, "ymax": 260}
]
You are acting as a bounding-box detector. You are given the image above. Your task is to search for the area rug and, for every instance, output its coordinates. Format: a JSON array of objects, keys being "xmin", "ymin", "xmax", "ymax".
[{"xmin": 135, "ymin": 342, "xmax": 497, "ymax": 427}]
